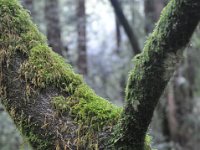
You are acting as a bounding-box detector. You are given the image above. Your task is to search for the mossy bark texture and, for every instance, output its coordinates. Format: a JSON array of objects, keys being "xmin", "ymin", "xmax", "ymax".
[
  {"xmin": 113, "ymin": 0, "xmax": 200, "ymax": 149},
  {"xmin": 0, "ymin": 0, "xmax": 120, "ymax": 149},
  {"xmin": 0, "ymin": 0, "xmax": 199, "ymax": 150}
]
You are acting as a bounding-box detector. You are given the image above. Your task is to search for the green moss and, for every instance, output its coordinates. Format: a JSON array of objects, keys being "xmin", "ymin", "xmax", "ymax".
[
  {"xmin": 144, "ymin": 135, "xmax": 156, "ymax": 150},
  {"xmin": 52, "ymin": 93, "xmax": 121, "ymax": 129},
  {"xmin": 18, "ymin": 118, "xmax": 53, "ymax": 150},
  {"xmin": 20, "ymin": 44, "xmax": 82, "ymax": 89},
  {"xmin": 0, "ymin": 0, "xmax": 153, "ymax": 149}
]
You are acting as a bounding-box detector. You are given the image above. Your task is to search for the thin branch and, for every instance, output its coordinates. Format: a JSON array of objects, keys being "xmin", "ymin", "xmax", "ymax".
[{"xmin": 110, "ymin": 0, "xmax": 141, "ymax": 54}]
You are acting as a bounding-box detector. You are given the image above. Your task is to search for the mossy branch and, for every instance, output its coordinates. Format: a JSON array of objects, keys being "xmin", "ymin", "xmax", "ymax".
[
  {"xmin": 113, "ymin": 0, "xmax": 200, "ymax": 149},
  {"xmin": 0, "ymin": 0, "xmax": 121, "ymax": 149},
  {"xmin": 0, "ymin": 0, "xmax": 199, "ymax": 150}
]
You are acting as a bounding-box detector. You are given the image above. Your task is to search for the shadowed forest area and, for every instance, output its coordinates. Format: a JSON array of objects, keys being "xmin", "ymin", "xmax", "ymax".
[{"xmin": 0, "ymin": 0, "xmax": 200, "ymax": 150}]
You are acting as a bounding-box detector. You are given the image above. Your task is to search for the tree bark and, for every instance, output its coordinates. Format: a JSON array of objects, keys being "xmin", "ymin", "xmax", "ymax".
[
  {"xmin": 45, "ymin": 0, "xmax": 63, "ymax": 56},
  {"xmin": 145, "ymin": 1, "xmax": 196, "ymax": 148},
  {"xmin": 144, "ymin": 0, "xmax": 172, "ymax": 145},
  {"xmin": 113, "ymin": 0, "xmax": 200, "ymax": 149},
  {"xmin": 0, "ymin": 0, "xmax": 199, "ymax": 150},
  {"xmin": 0, "ymin": 1, "xmax": 120, "ymax": 149},
  {"xmin": 110, "ymin": 0, "xmax": 141, "ymax": 55},
  {"xmin": 77, "ymin": 0, "xmax": 87, "ymax": 75}
]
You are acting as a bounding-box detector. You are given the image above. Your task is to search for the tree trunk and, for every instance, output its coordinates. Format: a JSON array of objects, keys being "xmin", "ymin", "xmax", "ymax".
[
  {"xmin": 145, "ymin": 1, "xmax": 196, "ymax": 148},
  {"xmin": 113, "ymin": 0, "xmax": 200, "ymax": 149},
  {"xmin": 110, "ymin": 0, "xmax": 141, "ymax": 55},
  {"xmin": 45, "ymin": 0, "xmax": 63, "ymax": 55},
  {"xmin": 144, "ymin": 0, "xmax": 172, "ymax": 145},
  {"xmin": 77, "ymin": 0, "xmax": 87, "ymax": 75},
  {"xmin": 168, "ymin": 50, "xmax": 195, "ymax": 149},
  {"xmin": 0, "ymin": 0, "xmax": 199, "ymax": 149},
  {"xmin": 0, "ymin": 1, "xmax": 120, "ymax": 149},
  {"xmin": 115, "ymin": 16, "xmax": 121, "ymax": 53}
]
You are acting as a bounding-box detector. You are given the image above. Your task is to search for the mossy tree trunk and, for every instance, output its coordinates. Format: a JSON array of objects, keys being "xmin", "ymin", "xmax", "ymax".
[
  {"xmin": 144, "ymin": 0, "xmax": 172, "ymax": 145},
  {"xmin": 145, "ymin": 1, "xmax": 197, "ymax": 148},
  {"xmin": 113, "ymin": 0, "xmax": 200, "ymax": 149},
  {"xmin": 0, "ymin": 0, "xmax": 199, "ymax": 150}
]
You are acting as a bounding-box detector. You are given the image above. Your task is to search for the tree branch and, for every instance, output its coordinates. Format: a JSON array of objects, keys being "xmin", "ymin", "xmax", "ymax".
[
  {"xmin": 0, "ymin": 0, "xmax": 120, "ymax": 149},
  {"xmin": 0, "ymin": 0, "xmax": 199, "ymax": 150},
  {"xmin": 109, "ymin": 0, "xmax": 141, "ymax": 54},
  {"xmin": 113, "ymin": 0, "xmax": 200, "ymax": 149}
]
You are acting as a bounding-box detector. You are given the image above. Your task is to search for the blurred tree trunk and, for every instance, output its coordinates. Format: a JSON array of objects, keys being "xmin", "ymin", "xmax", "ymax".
[
  {"xmin": 115, "ymin": 16, "xmax": 121, "ymax": 53},
  {"xmin": 77, "ymin": 0, "xmax": 87, "ymax": 75},
  {"xmin": 144, "ymin": 0, "xmax": 165, "ymax": 34},
  {"xmin": 168, "ymin": 50, "xmax": 195, "ymax": 149},
  {"xmin": 110, "ymin": 0, "xmax": 141, "ymax": 55},
  {"xmin": 144, "ymin": 0, "xmax": 156, "ymax": 34},
  {"xmin": 112, "ymin": 0, "xmax": 140, "ymax": 103},
  {"xmin": 1, "ymin": 0, "xmax": 200, "ymax": 149},
  {"xmin": 21, "ymin": 0, "xmax": 34, "ymax": 17},
  {"xmin": 45, "ymin": 0, "xmax": 63, "ymax": 55}
]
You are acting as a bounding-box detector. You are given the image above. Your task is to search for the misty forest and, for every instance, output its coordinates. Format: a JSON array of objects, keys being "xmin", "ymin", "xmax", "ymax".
[{"xmin": 0, "ymin": 0, "xmax": 200, "ymax": 150}]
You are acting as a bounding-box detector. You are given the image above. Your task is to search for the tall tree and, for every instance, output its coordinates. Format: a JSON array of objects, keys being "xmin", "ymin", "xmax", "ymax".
[
  {"xmin": 0, "ymin": 0, "xmax": 200, "ymax": 149},
  {"xmin": 144, "ymin": 0, "xmax": 171, "ymax": 144},
  {"xmin": 77, "ymin": 0, "xmax": 87, "ymax": 75},
  {"xmin": 113, "ymin": 0, "xmax": 200, "ymax": 149},
  {"xmin": 110, "ymin": 0, "xmax": 141, "ymax": 55},
  {"xmin": 45, "ymin": 0, "xmax": 63, "ymax": 55}
]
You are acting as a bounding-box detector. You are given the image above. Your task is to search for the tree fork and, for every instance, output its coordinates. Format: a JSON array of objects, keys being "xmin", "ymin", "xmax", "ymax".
[{"xmin": 0, "ymin": 0, "xmax": 200, "ymax": 150}]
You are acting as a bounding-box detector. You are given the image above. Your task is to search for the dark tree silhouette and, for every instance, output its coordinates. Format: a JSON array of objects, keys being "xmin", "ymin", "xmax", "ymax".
[
  {"xmin": 45, "ymin": 0, "xmax": 63, "ymax": 55},
  {"xmin": 77, "ymin": 0, "xmax": 87, "ymax": 75},
  {"xmin": 110, "ymin": 0, "xmax": 141, "ymax": 55}
]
